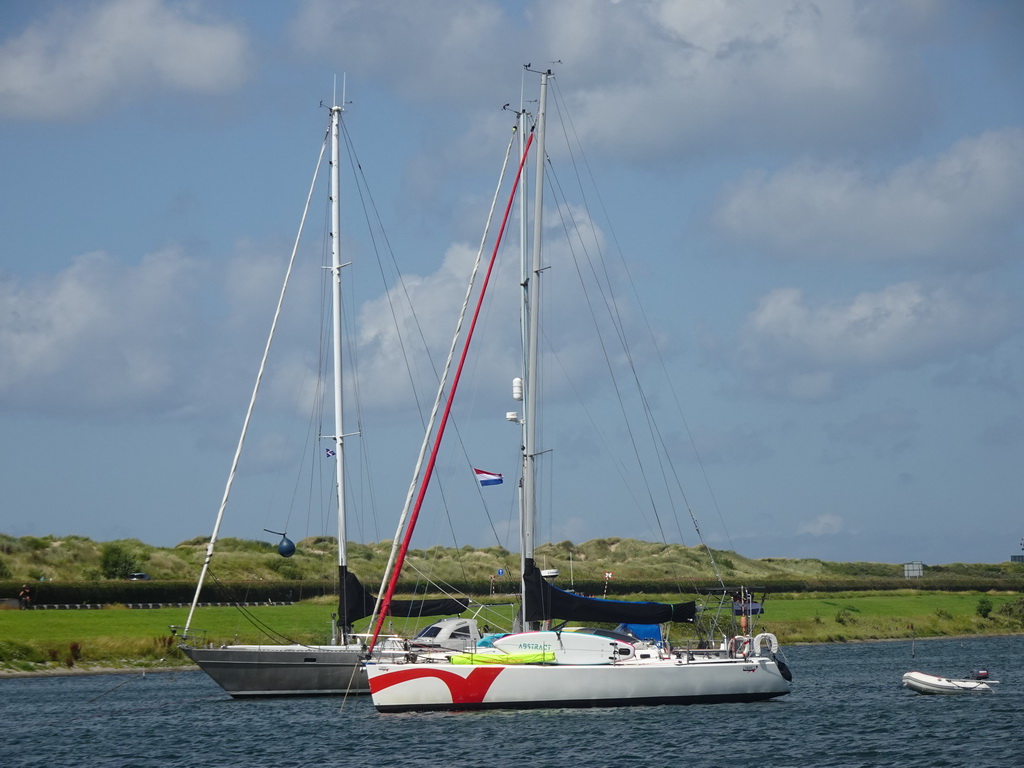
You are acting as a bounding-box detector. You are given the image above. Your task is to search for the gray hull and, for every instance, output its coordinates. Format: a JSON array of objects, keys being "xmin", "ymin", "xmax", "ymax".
[{"xmin": 181, "ymin": 643, "xmax": 369, "ymax": 697}]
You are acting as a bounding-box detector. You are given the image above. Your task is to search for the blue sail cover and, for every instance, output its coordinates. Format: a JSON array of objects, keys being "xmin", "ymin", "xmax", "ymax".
[
  {"xmin": 617, "ymin": 623, "xmax": 664, "ymax": 643},
  {"xmin": 522, "ymin": 561, "xmax": 695, "ymax": 624}
]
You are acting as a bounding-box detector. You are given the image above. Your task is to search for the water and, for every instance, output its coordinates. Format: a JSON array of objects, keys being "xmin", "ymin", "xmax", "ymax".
[{"xmin": 2, "ymin": 636, "xmax": 1021, "ymax": 767}]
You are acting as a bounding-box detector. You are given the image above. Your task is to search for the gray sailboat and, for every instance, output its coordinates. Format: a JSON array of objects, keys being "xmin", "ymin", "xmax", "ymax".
[{"xmin": 176, "ymin": 98, "xmax": 465, "ymax": 697}]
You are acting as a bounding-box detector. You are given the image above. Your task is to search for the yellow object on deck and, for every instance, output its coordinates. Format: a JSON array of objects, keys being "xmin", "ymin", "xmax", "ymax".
[{"xmin": 449, "ymin": 650, "xmax": 555, "ymax": 665}]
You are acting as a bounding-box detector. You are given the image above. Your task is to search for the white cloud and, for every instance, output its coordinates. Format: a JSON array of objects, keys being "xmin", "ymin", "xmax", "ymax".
[
  {"xmin": 797, "ymin": 513, "xmax": 844, "ymax": 536},
  {"xmin": 287, "ymin": 0, "xmax": 936, "ymax": 164},
  {"xmin": 733, "ymin": 280, "xmax": 1016, "ymax": 400},
  {"xmin": 0, "ymin": 200, "xmax": 618, "ymax": 426},
  {"xmin": 352, "ymin": 200, "xmax": 627, "ymax": 412},
  {"xmin": 353, "ymin": 233, "xmax": 531, "ymax": 416},
  {"xmin": 714, "ymin": 128, "xmax": 1024, "ymax": 265},
  {"xmin": 0, "ymin": 240, "xmax": 330, "ymax": 422},
  {"xmin": 534, "ymin": 0, "xmax": 935, "ymax": 160},
  {"xmin": 0, "ymin": 0, "xmax": 249, "ymax": 120},
  {"xmin": 355, "ymin": 241, "xmax": 489, "ymax": 410},
  {"xmin": 289, "ymin": 0, "xmax": 508, "ymax": 104},
  {"xmin": 0, "ymin": 248, "xmax": 201, "ymax": 414}
]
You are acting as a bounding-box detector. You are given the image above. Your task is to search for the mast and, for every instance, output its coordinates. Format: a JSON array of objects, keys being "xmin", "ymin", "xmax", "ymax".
[
  {"xmin": 368, "ymin": 125, "xmax": 533, "ymax": 652},
  {"xmin": 520, "ymin": 69, "xmax": 549, "ymax": 627},
  {"xmin": 329, "ymin": 103, "xmax": 350, "ymax": 641}
]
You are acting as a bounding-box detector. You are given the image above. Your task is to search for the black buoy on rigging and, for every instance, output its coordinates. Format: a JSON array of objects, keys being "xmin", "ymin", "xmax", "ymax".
[{"xmin": 264, "ymin": 528, "xmax": 296, "ymax": 558}]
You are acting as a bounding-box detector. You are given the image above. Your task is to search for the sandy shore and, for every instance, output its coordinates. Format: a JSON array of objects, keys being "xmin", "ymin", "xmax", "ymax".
[{"xmin": 0, "ymin": 663, "xmax": 194, "ymax": 680}]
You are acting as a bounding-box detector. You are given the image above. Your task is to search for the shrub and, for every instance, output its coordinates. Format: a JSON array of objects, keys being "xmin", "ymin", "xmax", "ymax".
[
  {"xmin": 976, "ymin": 597, "xmax": 993, "ymax": 618},
  {"xmin": 0, "ymin": 559, "xmax": 11, "ymax": 579},
  {"xmin": 996, "ymin": 597, "xmax": 1024, "ymax": 622},
  {"xmin": 100, "ymin": 543, "xmax": 137, "ymax": 579},
  {"xmin": 267, "ymin": 559, "xmax": 303, "ymax": 580},
  {"xmin": 835, "ymin": 608, "xmax": 855, "ymax": 625}
]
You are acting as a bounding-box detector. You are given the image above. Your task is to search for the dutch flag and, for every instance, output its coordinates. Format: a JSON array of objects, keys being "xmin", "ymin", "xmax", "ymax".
[{"xmin": 474, "ymin": 468, "xmax": 503, "ymax": 487}]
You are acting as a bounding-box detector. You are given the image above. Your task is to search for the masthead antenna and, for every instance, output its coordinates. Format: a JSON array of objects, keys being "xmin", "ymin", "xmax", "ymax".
[{"xmin": 329, "ymin": 74, "xmax": 349, "ymax": 111}]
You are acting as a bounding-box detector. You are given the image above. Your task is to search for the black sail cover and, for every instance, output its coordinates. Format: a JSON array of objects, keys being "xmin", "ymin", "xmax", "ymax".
[
  {"xmin": 338, "ymin": 568, "xmax": 469, "ymax": 627},
  {"xmin": 522, "ymin": 560, "xmax": 696, "ymax": 624}
]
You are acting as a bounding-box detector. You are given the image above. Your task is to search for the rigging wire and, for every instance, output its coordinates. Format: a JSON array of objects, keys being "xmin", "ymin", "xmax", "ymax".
[
  {"xmin": 369, "ymin": 126, "xmax": 531, "ymax": 651},
  {"xmin": 183, "ymin": 126, "xmax": 330, "ymax": 635},
  {"xmin": 337, "ymin": 114, "xmax": 505, "ymax": 559},
  {"xmin": 201, "ymin": 571, "xmax": 310, "ymax": 646},
  {"xmin": 552, "ymin": 80, "xmax": 735, "ymax": 554},
  {"xmin": 546, "ymin": 79, "xmax": 731, "ymax": 589},
  {"xmin": 542, "ymin": 144, "xmax": 671, "ymax": 545},
  {"xmin": 337, "ymin": 117, "xmax": 435, "ymax": 432}
]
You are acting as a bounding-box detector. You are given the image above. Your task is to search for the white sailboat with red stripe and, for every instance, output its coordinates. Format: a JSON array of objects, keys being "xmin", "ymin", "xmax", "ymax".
[{"xmin": 363, "ymin": 67, "xmax": 792, "ymax": 712}]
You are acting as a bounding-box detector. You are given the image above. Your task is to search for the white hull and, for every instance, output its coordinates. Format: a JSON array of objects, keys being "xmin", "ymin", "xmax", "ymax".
[
  {"xmin": 902, "ymin": 671, "xmax": 994, "ymax": 695},
  {"xmin": 366, "ymin": 654, "xmax": 791, "ymax": 712}
]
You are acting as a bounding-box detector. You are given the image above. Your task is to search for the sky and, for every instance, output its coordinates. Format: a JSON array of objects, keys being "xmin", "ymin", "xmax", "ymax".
[{"xmin": 1, "ymin": 0, "xmax": 1022, "ymax": 567}]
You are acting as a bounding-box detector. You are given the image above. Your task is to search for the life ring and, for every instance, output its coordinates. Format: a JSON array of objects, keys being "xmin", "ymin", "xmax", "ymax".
[
  {"xmin": 728, "ymin": 636, "xmax": 751, "ymax": 658},
  {"xmin": 752, "ymin": 632, "xmax": 779, "ymax": 657}
]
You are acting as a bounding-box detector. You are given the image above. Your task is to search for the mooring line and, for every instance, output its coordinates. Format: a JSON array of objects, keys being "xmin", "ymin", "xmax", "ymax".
[{"xmin": 87, "ymin": 671, "xmax": 147, "ymax": 702}]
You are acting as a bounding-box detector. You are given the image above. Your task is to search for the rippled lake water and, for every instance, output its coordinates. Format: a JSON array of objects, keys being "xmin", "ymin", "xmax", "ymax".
[{"xmin": 2, "ymin": 635, "xmax": 1021, "ymax": 767}]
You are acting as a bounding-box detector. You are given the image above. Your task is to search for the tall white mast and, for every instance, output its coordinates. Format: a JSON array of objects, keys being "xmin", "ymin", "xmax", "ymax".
[
  {"xmin": 520, "ymin": 69, "xmax": 548, "ymax": 626},
  {"xmin": 329, "ymin": 103, "xmax": 349, "ymax": 634}
]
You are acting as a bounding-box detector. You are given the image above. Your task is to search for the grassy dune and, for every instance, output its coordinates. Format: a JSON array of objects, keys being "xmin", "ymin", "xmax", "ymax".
[{"xmin": 4, "ymin": 533, "xmax": 1023, "ymax": 585}]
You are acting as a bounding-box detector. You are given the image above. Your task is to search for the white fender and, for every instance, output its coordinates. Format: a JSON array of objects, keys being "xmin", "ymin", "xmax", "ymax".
[{"xmin": 752, "ymin": 632, "xmax": 779, "ymax": 657}]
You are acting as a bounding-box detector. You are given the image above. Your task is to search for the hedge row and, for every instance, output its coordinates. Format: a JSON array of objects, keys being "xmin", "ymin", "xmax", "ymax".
[
  {"xmin": 4, "ymin": 575, "xmax": 1023, "ymax": 606},
  {"xmin": 1, "ymin": 580, "xmax": 329, "ymax": 606}
]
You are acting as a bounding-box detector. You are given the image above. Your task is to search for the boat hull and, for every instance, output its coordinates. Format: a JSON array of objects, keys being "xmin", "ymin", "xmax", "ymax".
[
  {"xmin": 366, "ymin": 655, "xmax": 791, "ymax": 712},
  {"xmin": 181, "ymin": 644, "xmax": 370, "ymax": 697},
  {"xmin": 902, "ymin": 671, "xmax": 993, "ymax": 695}
]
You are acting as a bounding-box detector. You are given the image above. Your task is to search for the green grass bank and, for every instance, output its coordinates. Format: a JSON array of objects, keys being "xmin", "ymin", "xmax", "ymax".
[
  {"xmin": 3, "ymin": 533, "xmax": 1022, "ymax": 675},
  {"xmin": 2, "ymin": 590, "xmax": 1023, "ymax": 676}
]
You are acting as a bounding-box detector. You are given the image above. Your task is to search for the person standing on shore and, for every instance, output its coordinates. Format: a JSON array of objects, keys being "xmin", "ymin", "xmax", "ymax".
[{"xmin": 18, "ymin": 584, "xmax": 31, "ymax": 610}]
